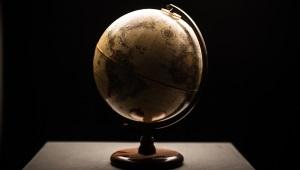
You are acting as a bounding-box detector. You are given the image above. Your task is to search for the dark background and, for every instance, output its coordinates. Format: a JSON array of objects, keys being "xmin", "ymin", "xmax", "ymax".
[{"xmin": 0, "ymin": 0, "xmax": 297, "ymax": 169}]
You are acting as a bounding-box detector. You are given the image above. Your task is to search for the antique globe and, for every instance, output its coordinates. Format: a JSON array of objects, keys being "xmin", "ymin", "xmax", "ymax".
[{"xmin": 93, "ymin": 4, "xmax": 207, "ymax": 169}]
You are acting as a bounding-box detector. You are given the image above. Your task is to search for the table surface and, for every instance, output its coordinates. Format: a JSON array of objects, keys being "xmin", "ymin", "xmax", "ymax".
[{"xmin": 23, "ymin": 142, "xmax": 254, "ymax": 170}]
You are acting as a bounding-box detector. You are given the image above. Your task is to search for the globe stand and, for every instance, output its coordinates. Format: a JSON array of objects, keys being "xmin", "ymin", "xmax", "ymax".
[
  {"xmin": 106, "ymin": 3, "xmax": 207, "ymax": 170},
  {"xmin": 111, "ymin": 132, "xmax": 184, "ymax": 169}
]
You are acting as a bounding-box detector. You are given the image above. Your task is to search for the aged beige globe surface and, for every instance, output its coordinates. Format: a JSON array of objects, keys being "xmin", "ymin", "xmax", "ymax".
[{"xmin": 93, "ymin": 8, "xmax": 203, "ymax": 123}]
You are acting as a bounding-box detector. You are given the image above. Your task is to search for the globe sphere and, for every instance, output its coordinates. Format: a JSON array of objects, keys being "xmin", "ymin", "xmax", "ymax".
[{"xmin": 93, "ymin": 8, "xmax": 204, "ymax": 123}]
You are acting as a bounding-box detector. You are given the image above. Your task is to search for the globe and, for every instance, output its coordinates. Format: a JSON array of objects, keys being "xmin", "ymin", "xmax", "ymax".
[
  {"xmin": 93, "ymin": 7, "xmax": 204, "ymax": 123},
  {"xmin": 93, "ymin": 4, "xmax": 207, "ymax": 169}
]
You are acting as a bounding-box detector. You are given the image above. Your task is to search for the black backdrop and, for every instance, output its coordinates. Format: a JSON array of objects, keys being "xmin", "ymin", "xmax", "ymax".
[{"xmin": 0, "ymin": 0, "xmax": 297, "ymax": 169}]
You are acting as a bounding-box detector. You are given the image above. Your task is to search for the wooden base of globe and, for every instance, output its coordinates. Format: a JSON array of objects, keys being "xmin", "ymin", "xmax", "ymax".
[{"xmin": 111, "ymin": 148, "xmax": 184, "ymax": 169}]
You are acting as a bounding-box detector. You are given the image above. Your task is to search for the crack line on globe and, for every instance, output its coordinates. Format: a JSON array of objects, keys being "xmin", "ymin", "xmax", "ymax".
[{"xmin": 96, "ymin": 46, "xmax": 199, "ymax": 93}]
